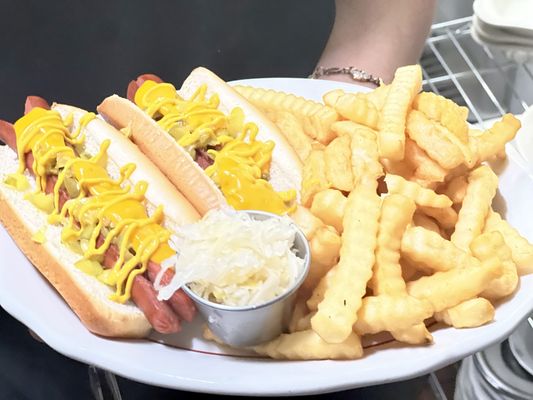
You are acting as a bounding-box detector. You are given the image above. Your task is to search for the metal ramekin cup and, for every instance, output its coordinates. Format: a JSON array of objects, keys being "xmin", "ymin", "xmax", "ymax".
[{"xmin": 182, "ymin": 210, "xmax": 311, "ymax": 348}]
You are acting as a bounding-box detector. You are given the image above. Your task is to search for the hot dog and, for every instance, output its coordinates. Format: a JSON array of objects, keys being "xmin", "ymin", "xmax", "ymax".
[
  {"xmin": 0, "ymin": 97, "xmax": 200, "ymax": 338},
  {"xmin": 97, "ymin": 67, "xmax": 303, "ymax": 216}
]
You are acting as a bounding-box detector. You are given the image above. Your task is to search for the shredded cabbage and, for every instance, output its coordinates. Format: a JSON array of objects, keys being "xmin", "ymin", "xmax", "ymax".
[{"xmin": 155, "ymin": 209, "xmax": 305, "ymax": 307}]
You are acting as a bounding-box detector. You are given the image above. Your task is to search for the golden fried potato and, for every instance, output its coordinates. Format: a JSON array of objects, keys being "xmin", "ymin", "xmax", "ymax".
[
  {"xmin": 406, "ymin": 110, "xmax": 464, "ymax": 169},
  {"xmin": 289, "ymin": 299, "xmax": 310, "ymax": 333},
  {"xmin": 310, "ymin": 189, "xmax": 347, "ymax": 233},
  {"xmin": 323, "ymin": 89, "xmax": 345, "ymax": 108},
  {"xmin": 413, "ymin": 91, "xmax": 469, "ymax": 143},
  {"xmin": 385, "ymin": 174, "xmax": 453, "ymax": 208},
  {"xmin": 353, "ymin": 295, "xmax": 433, "ymax": 335},
  {"xmin": 434, "ymin": 298, "xmax": 494, "ymax": 328},
  {"xmin": 290, "ymin": 205, "xmax": 324, "ymax": 239},
  {"xmin": 405, "ymin": 139, "xmax": 448, "ymax": 183},
  {"xmin": 324, "ymin": 90, "xmax": 380, "ymax": 130},
  {"xmin": 471, "ymin": 232, "xmax": 518, "ymax": 299},
  {"xmin": 419, "ymin": 205, "xmax": 458, "ymax": 230},
  {"xmin": 400, "ymin": 257, "xmax": 422, "ymax": 281},
  {"xmin": 484, "ymin": 210, "xmax": 533, "ymax": 275},
  {"xmin": 301, "ymin": 150, "xmax": 330, "ymax": 207},
  {"xmin": 306, "ymin": 268, "xmax": 331, "ymax": 312},
  {"xmin": 301, "ymin": 227, "xmax": 342, "ymax": 294},
  {"xmin": 233, "ymin": 85, "xmax": 339, "ymax": 144},
  {"xmin": 371, "ymin": 194, "xmax": 416, "ymax": 296},
  {"xmin": 253, "ymin": 330, "xmax": 363, "ymax": 360},
  {"xmin": 324, "ymin": 134, "xmax": 354, "ymax": 192},
  {"xmin": 270, "ymin": 110, "xmax": 313, "ymax": 162},
  {"xmin": 407, "ymin": 256, "xmax": 503, "ymax": 312},
  {"xmin": 311, "ymin": 185, "xmax": 381, "ymax": 343},
  {"xmin": 438, "ymin": 175, "xmax": 468, "ymax": 205},
  {"xmin": 401, "ymin": 226, "xmax": 478, "ymax": 272},
  {"xmin": 347, "ymin": 123, "xmax": 383, "ymax": 187},
  {"xmin": 451, "ymin": 165, "xmax": 498, "ymax": 252},
  {"xmin": 379, "ymin": 65, "xmax": 422, "ymax": 160},
  {"xmin": 412, "ymin": 212, "xmax": 441, "ymax": 235},
  {"xmin": 365, "ymin": 84, "xmax": 391, "ymax": 110},
  {"xmin": 371, "ymin": 194, "xmax": 431, "ymax": 344},
  {"xmin": 391, "ymin": 324, "xmax": 433, "ymax": 345},
  {"xmin": 469, "ymin": 114, "xmax": 521, "ymax": 162}
]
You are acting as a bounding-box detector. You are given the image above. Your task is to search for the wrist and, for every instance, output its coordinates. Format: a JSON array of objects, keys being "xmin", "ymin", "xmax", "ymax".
[{"xmin": 309, "ymin": 66, "xmax": 382, "ymax": 87}]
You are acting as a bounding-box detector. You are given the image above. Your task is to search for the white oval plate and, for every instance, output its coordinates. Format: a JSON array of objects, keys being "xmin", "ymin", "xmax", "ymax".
[{"xmin": 1, "ymin": 78, "xmax": 533, "ymax": 396}]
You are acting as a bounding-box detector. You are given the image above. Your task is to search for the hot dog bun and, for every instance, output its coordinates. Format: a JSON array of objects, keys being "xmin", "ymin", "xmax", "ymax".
[
  {"xmin": 97, "ymin": 67, "xmax": 302, "ymax": 215},
  {"xmin": 0, "ymin": 105, "xmax": 200, "ymax": 338}
]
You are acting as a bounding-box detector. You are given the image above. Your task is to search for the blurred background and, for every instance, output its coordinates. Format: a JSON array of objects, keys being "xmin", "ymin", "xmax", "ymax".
[{"xmin": 0, "ymin": 0, "xmax": 333, "ymax": 121}]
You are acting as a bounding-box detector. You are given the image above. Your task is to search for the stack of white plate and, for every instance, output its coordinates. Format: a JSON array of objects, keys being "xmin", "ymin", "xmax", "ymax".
[{"xmin": 472, "ymin": 0, "xmax": 533, "ymax": 63}]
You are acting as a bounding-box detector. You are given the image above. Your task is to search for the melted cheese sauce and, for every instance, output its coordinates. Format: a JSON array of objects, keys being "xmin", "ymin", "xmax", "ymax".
[
  {"xmin": 134, "ymin": 80, "xmax": 296, "ymax": 214},
  {"xmin": 7, "ymin": 107, "xmax": 174, "ymax": 303}
]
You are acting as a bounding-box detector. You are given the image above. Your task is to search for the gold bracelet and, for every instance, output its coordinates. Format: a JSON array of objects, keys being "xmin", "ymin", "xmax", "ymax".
[{"xmin": 309, "ymin": 66, "xmax": 382, "ymax": 87}]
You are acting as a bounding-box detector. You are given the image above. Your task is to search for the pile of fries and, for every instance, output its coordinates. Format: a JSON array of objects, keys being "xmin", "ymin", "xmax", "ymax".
[{"xmin": 232, "ymin": 65, "xmax": 533, "ymax": 360}]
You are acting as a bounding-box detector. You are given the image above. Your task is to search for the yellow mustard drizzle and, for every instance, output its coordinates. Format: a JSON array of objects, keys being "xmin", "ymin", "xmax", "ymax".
[
  {"xmin": 134, "ymin": 80, "xmax": 296, "ymax": 214},
  {"xmin": 13, "ymin": 107, "xmax": 175, "ymax": 303}
]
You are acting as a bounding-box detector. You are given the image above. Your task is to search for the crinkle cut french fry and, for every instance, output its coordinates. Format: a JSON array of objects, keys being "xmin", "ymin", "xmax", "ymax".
[
  {"xmin": 309, "ymin": 225, "xmax": 342, "ymax": 266},
  {"xmin": 253, "ymin": 330, "xmax": 363, "ymax": 360},
  {"xmin": 401, "ymin": 257, "xmax": 421, "ymax": 281},
  {"xmin": 365, "ymin": 84, "xmax": 391, "ymax": 110},
  {"xmin": 381, "ymin": 158, "xmax": 415, "ymax": 180},
  {"xmin": 289, "ymin": 299, "xmax": 310, "ymax": 333},
  {"xmin": 311, "ymin": 185, "xmax": 381, "ymax": 343},
  {"xmin": 419, "ymin": 205, "xmax": 458, "ymax": 230},
  {"xmin": 379, "ymin": 65, "xmax": 422, "ymax": 160},
  {"xmin": 289, "ymin": 205, "xmax": 323, "ymax": 239},
  {"xmin": 385, "ymin": 174, "xmax": 453, "ymax": 208},
  {"xmin": 291, "ymin": 311, "xmax": 314, "ymax": 333},
  {"xmin": 270, "ymin": 110, "xmax": 313, "ymax": 162},
  {"xmin": 306, "ymin": 268, "xmax": 331, "ymax": 311},
  {"xmin": 406, "ymin": 110, "xmax": 464, "ymax": 169},
  {"xmin": 471, "ymin": 232, "xmax": 518, "ymax": 299},
  {"xmin": 412, "ymin": 212, "xmax": 441, "ymax": 235},
  {"xmin": 391, "ymin": 323, "xmax": 432, "ymax": 345},
  {"xmin": 469, "ymin": 114, "xmax": 521, "ymax": 162},
  {"xmin": 371, "ymin": 195, "xmax": 431, "ymax": 344},
  {"xmin": 371, "ymin": 194, "xmax": 416, "ymax": 296},
  {"xmin": 323, "ymin": 89, "xmax": 344, "ymax": 108},
  {"xmin": 405, "ymin": 139, "xmax": 448, "ymax": 183},
  {"xmin": 301, "ymin": 227, "xmax": 342, "ymax": 294},
  {"xmin": 451, "ymin": 165, "xmax": 498, "ymax": 252},
  {"xmin": 310, "ymin": 189, "xmax": 347, "ymax": 233},
  {"xmin": 438, "ymin": 175, "xmax": 468, "ymax": 205},
  {"xmin": 323, "ymin": 89, "xmax": 380, "ymax": 130},
  {"xmin": 434, "ymin": 298, "xmax": 494, "ymax": 328},
  {"xmin": 324, "ymin": 134, "xmax": 354, "ymax": 192},
  {"xmin": 413, "ymin": 179, "xmax": 438, "ymax": 190},
  {"xmin": 435, "ymin": 123, "xmax": 477, "ymax": 168},
  {"xmin": 484, "ymin": 210, "xmax": 533, "ymax": 275},
  {"xmin": 353, "ymin": 295, "xmax": 433, "ymax": 335},
  {"xmin": 233, "ymin": 85, "xmax": 339, "ymax": 144},
  {"xmin": 406, "ymin": 255, "xmax": 503, "ymax": 312},
  {"xmin": 301, "ymin": 150, "xmax": 330, "ymax": 207},
  {"xmin": 413, "ymin": 91, "xmax": 469, "ymax": 143},
  {"xmin": 401, "ymin": 226, "xmax": 478, "ymax": 272},
  {"xmin": 347, "ymin": 123, "xmax": 383, "ymax": 187}
]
